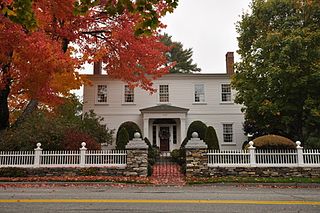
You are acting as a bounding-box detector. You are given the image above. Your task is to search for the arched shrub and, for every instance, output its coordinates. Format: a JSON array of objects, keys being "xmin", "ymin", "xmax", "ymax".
[
  {"xmin": 116, "ymin": 127, "xmax": 129, "ymax": 150},
  {"xmin": 187, "ymin": 120, "xmax": 207, "ymax": 140},
  {"xmin": 246, "ymin": 134, "xmax": 296, "ymax": 149},
  {"xmin": 116, "ymin": 121, "xmax": 142, "ymax": 141},
  {"xmin": 181, "ymin": 120, "xmax": 207, "ymax": 148},
  {"xmin": 205, "ymin": 126, "xmax": 219, "ymax": 149}
]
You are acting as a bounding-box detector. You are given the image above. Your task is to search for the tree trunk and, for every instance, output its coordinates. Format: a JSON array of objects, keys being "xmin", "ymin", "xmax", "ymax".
[
  {"xmin": 0, "ymin": 85, "xmax": 10, "ymax": 131},
  {"xmin": 12, "ymin": 99, "xmax": 39, "ymax": 128},
  {"xmin": 0, "ymin": 63, "xmax": 12, "ymax": 131}
]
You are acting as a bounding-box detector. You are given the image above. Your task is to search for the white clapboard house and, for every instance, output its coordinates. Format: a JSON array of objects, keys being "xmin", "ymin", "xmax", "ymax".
[{"xmin": 83, "ymin": 52, "xmax": 246, "ymax": 151}]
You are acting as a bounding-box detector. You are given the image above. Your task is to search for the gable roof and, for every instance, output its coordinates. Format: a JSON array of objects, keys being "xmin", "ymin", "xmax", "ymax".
[{"xmin": 140, "ymin": 104, "xmax": 189, "ymax": 113}]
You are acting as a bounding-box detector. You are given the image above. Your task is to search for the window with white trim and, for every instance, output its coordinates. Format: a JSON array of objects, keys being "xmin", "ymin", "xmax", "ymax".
[
  {"xmin": 124, "ymin": 85, "xmax": 134, "ymax": 103},
  {"xmin": 194, "ymin": 84, "xmax": 205, "ymax": 102},
  {"xmin": 97, "ymin": 85, "xmax": 108, "ymax": 103},
  {"xmin": 223, "ymin": 123, "xmax": 233, "ymax": 143},
  {"xmin": 221, "ymin": 84, "xmax": 231, "ymax": 102},
  {"xmin": 159, "ymin": 85, "xmax": 169, "ymax": 102}
]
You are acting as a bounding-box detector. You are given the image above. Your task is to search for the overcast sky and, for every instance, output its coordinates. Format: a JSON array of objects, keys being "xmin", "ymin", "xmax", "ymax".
[
  {"xmin": 161, "ymin": 0, "xmax": 252, "ymax": 73},
  {"xmin": 76, "ymin": 1, "xmax": 252, "ymax": 96}
]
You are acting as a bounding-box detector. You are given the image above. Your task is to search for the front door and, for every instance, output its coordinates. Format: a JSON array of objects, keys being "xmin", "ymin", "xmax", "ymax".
[{"xmin": 159, "ymin": 126, "xmax": 170, "ymax": 151}]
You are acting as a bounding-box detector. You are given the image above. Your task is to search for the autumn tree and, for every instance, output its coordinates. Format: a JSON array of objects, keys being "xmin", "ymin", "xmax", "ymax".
[
  {"xmin": 0, "ymin": 0, "xmax": 178, "ymax": 131},
  {"xmin": 232, "ymin": 0, "xmax": 320, "ymax": 144},
  {"xmin": 161, "ymin": 33, "xmax": 201, "ymax": 73}
]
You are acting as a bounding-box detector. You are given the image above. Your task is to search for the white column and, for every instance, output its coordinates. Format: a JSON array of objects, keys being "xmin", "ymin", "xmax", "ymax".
[
  {"xmin": 180, "ymin": 118, "xmax": 186, "ymax": 143},
  {"xmin": 143, "ymin": 118, "xmax": 149, "ymax": 139}
]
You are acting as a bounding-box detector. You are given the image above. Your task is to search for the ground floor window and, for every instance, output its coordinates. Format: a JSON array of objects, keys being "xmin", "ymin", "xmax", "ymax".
[{"xmin": 223, "ymin": 123, "xmax": 233, "ymax": 143}]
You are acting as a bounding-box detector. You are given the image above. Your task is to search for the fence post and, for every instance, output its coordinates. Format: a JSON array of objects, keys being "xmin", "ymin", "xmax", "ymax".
[
  {"xmin": 34, "ymin": 143, "xmax": 42, "ymax": 168},
  {"xmin": 248, "ymin": 141, "xmax": 256, "ymax": 167},
  {"xmin": 296, "ymin": 141, "xmax": 304, "ymax": 167},
  {"xmin": 80, "ymin": 142, "xmax": 87, "ymax": 167}
]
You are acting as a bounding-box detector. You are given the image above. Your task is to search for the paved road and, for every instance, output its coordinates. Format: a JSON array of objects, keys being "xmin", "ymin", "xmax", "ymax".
[{"xmin": 0, "ymin": 184, "xmax": 319, "ymax": 212}]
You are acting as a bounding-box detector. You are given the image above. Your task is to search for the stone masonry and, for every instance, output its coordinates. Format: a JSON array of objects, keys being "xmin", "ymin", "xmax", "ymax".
[
  {"xmin": 124, "ymin": 132, "xmax": 149, "ymax": 177},
  {"xmin": 185, "ymin": 132, "xmax": 208, "ymax": 177}
]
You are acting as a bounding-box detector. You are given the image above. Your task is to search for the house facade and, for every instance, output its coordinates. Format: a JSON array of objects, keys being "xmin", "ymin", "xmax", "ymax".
[{"xmin": 83, "ymin": 52, "xmax": 247, "ymax": 150}]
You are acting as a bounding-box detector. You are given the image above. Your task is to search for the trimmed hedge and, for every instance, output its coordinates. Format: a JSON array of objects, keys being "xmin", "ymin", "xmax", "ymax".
[
  {"xmin": 116, "ymin": 121, "xmax": 142, "ymax": 149},
  {"xmin": 116, "ymin": 121, "xmax": 142, "ymax": 141},
  {"xmin": 246, "ymin": 134, "xmax": 296, "ymax": 149},
  {"xmin": 115, "ymin": 127, "xmax": 129, "ymax": 150},
  {"xmin": 181, "ymin": 120, "xmax": 207, "ymax": 148},
  {"xmin": 205, "ymin": 126, "xmax": 219, "ymax": 149}
]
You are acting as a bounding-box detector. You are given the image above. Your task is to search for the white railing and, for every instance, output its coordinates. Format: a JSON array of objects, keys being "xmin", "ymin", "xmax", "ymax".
[
  {"xmin": 0, "ymin": 142, "xmax": 127, "ymax": 168},
  {"xmin": 208, "ymin": 141, "xmax": 320, "ymax": 167}
]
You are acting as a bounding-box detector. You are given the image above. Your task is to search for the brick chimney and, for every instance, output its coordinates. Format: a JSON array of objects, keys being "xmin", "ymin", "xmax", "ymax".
[
  {"xmin": 226, "ymin": 52, "xmax": 234, "ymax": 76},
  {"xmin": 93, "ymin": 61, "xmax": 102, "ymax": 75}
]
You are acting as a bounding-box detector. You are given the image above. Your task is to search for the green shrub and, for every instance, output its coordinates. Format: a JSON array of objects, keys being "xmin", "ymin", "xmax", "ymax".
[
  {"xmin": 187, "ymin": 120, "xmax": 207, "ymax": 140},
  {"xmin": 116, "ymin": 121, "xmax": 142, "ymax": 141},
  {"xmin": 305, "ymin": 137, "xmax": 320, "ymax": 149},
  {"xmin": 115, "ymin": 127, "xmax": 129, "ymax": 150},
  {"xmin": 246, "ymin": 134, "xmax": 296, "ymax": 149},
  {"xmin": 170, "ymin": 149, "xmax": 186, "ymax": 166},
  {"xmin": 181, "ymin": 120, "xmax": 207, "ymax": 148},
  {"xmin": 205, "ymin": 126, "xmax": 219, "ymax": 149}
]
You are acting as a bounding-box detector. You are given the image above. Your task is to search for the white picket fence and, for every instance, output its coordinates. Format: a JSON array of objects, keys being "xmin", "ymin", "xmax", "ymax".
[
  {"xmin": 0, "ymin": 143, "xmax": 127, "ymax": 168},
  {"xmin": 207, "ymin": 141, "xmax": 320, "ymax": 167}
]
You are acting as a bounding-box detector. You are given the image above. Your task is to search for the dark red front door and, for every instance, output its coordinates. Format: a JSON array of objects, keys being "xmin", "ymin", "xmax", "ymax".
[{"xmin": 159, "ymin": 127, "xmax": 170, "ymax": 151}]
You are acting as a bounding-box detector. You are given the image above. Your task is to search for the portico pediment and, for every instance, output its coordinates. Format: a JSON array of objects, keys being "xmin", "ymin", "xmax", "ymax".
[{"xmin": 140, "ymin": 104, "xmax": 189, "ymax": 113}]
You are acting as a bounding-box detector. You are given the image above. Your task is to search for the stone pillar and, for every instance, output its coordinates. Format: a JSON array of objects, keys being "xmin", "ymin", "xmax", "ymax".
[
  {"xmin": 125, "ymin": 133, "xmax": 149, "ymax": 177},
  {"xmin": 185, "ymin": 132, "xmax": 208, "ymax": 177}
]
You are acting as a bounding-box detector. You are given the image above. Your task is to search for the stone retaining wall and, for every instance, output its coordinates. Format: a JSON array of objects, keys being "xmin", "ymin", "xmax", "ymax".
[
  {"xmin": 0, "ymin": 167, "xmax": 125, "ymax": 177},
  {"xmin": 204, "ymin": 167, "xmax": 320, "ymax": 178}
]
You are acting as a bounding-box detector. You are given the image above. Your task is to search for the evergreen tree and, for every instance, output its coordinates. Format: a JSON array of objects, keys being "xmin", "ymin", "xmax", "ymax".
[{"xmin": 161, "ymin": 33, "xmax": 201, "ymax": 73}]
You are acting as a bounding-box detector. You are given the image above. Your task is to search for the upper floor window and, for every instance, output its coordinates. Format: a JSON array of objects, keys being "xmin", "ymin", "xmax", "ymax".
[
  {"xmin": 194, "ymin": 84, "xmax": 205, "ymax": 102},
  {"xmin": 159, "ymin": 85, "xmax": 169, "ymax": 102},
  {"xmin": 221, "ymin": 84, "xmax": 231, "ymax": 102},
  {"xmin": 223, "ymin": 123, "xmax": 233, "ymax": 143},
  {"xmin": 124, "ymin": 85, "xmax": 134, "ymax": 103},
  {"xmin": 97, "ymin": 85, "xmax": 107, "ymax": 103}
]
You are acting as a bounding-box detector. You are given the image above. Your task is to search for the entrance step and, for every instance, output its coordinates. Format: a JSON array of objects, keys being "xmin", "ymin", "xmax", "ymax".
[{"xmin": 150, "ymin": 156, "xmax": 186, "ymax": 186}]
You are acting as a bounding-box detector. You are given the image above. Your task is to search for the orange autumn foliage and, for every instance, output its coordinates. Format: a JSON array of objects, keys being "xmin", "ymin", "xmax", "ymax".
[{"xmin": 0, "ymin": 0, "xmax": 173, "ymax": 128}]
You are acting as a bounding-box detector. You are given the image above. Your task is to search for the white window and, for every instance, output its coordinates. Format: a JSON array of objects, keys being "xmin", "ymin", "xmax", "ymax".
[
  {"xmin": 159, "ymin": 85, "xmax": 169, "ymax": 102},
  {"xmin": 223, "ymin": 124, "xmax": 233, "ymax": 143},
  {"xmin": 194, "ymin": 84, "xmax": 205, "ymax": 102},
  {"xmin": 221, "ymin": 84, "xmax": 231, "ymax": 102},
  {"xmin": 97, "ymin": 85, "xmax": 107, "ymax": 103},
  {"xmin": 124, "ymin": 85, "xmax": 134, "ymax": 103}
]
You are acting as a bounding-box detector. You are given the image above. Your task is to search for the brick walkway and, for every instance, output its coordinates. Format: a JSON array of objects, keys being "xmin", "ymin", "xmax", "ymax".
[{"xmin": 150, "ymin": 157, "xmax": 186, "ymax": 186}]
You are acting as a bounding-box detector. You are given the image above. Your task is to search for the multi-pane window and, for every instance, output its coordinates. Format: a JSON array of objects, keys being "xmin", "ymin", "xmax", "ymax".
[
  {"xmin": 124, "ymin": 85, "xmax": 134, "ymax": 103},
  {"xmin": 159, "ymin": 85, "xmax": 169, "ymax": 102},
  {"xmin": 194, "ymin": 84, "xmax": 205, "ymax": 102},
  {"xmin": 221, "ymin": 84, "xmax": 231, "ymax": 102},
  {"xmin": 97, "ymin": 85, "xmax": 107, "ymax": 103},
  {"xmin": 223, "ymin": 124, "xmax": 233, "ymax": 143}
]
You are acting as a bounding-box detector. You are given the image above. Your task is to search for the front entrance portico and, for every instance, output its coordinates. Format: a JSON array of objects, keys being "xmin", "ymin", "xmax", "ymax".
[{"xmin": 140, "ymin": 105, "xmax": 189, "ymax": 151}]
